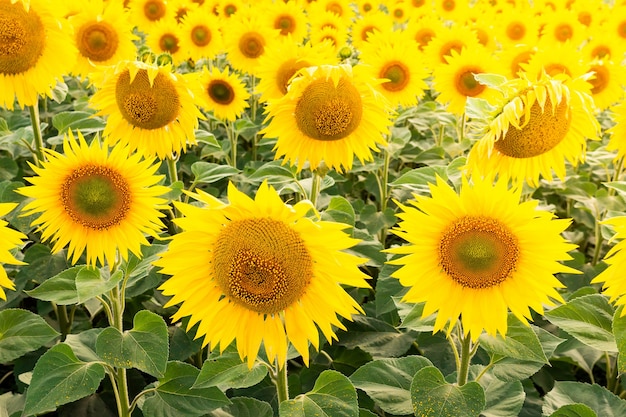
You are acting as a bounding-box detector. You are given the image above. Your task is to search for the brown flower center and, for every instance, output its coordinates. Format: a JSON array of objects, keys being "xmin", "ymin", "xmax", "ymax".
[
  {"xmin": 0, "ymin": 1, "xmax": 45, "ymax": 75},
  {"xmin": 276, "ymin": 59, "xmax": 309, "ymax": 95},
  {"xmin": 591, "ymin": 45, "xmax": 611, "ymax": 60},
  {"xmin": 76, "ymin": 21, "xmax": 119, "ymax": 62},
  {"xmin": 415, "ymin": 28, "xmax": 435, "ymax": 50},
  {"xmin": 295, "ymin": 76, "xmax": 363, "ymax": 141},
  {"xmin": 159, "ymin": 33, "xmax": 180, "ymax": 54},
  {"xmin": 144, "ymin": 0, "xmax": 166, "ymax": 22},
  {"xmin": 494, "ymin": 94, "xmax": 571, "ymax": 158},
  {"xmin": 439, "ymin": 40, "xmax": 464, "ymax": 63},
  {"xmin": 455, "ymin": 68, "xmax": 485, "ymax": 97},
  {"xmin": 116, "ymin": 68, "xmax": 181, "ymax": 130},
  {"xmin": 191, "ymin": 25, "xmax": 212, "ymax": 47},
  {"xmin": 589, "ymin": 64, "xmax": 609, "ymax": 95},
  {"xmin": 207, "ymin": 80, "xmax": 234, "ymax": 105},
  {"xmin": 380, "ymin": 61, "xmax": 410, "ymax": 92},
  {"xmin": 238, "ymin": 32, "xmax": 264, "ymax": 58},
  {"xmin": 213, "ymin": 218, "xmax": 313, "ymax": 314},
  {"xmin": 439, "ymin": 216, "xmax": 519, "ymax": 289},
  {"xmin": 275, "ymin": 14, "xmax": 296, "ymax": 35},
  {"xmin": 442, "ymin": 0, "xmax": 456, "ymax": 11},
  {"xmin": 554, "ymin": 23, "xmax": 573, "ymax": 42},
  {"xmin": 506, "ymin": 22, "xmax": 526, "ymax": 41},
  {"xmin": 61, "ymin": 165, "xmax": 131, "ymax": 230}
]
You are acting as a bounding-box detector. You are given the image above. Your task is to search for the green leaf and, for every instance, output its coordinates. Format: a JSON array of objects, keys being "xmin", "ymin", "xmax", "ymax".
[
  {"xmin": 396, "ymin": 300, "xmax": 436, "ymax": 332},
  {"xmin": 191, "ymin": 162, "xmax": 239, "ymax": 184},
  {"xmin": 64, "ymin": 329, "xmax": 104, "ymax": 363},
  {"xmin": 472, "ymin": 368, "xmax": 525, "ymax": 417},
  {"xmin": 51, "ymin": 111, "xmax": 105, "ymax": 135},
  {"xmin": 26, "ymin": 266, "xmax": 122, "ymax": 305},
  {"xmin": 338, "ymin": 315, "xmax": 417, "ymax": 358},
  {"xmin": 542, "ymin": 382, "xmax": 626, "ymax": 417},
  {"xmin": 545, "ymin": 294, "xmax": 617, "ymax": 352},
  {"xmin": 206, "ymin": 397, "xmax": 273, "ymax": 417},
  {"xmin": 548, "ymin": 404, "xmax": 597, "ymax": 417},
  {"xmin": 22, "ymin": 344, "xmax": 105, "ymax": 416},
  {"xmin": 410, "ymin": 366, "xmax": 485, "ymax": 417},
  {"xmin": 96, "ymin": 310, "xmax": 168, "ymax": 378},
  {"xmin": 194, "ymin": 351, "xmax": 268, "ymax": 390},
  {"xmin": 612, "ymin": 306, "xmax": 626, "ymax": 373},
  {"xmin": 349, "ymin": 356, "xmax": 433, "ymax": 415},
  {"xmin": 0, "ymin": 392, "xmax": 24, "ymax": 417},
  {"xmin": 479, "ymin": 314, "xmax": 548, "ymax": 363},
  {"xmin": 321, "ymin": 196, "xmax": 355, "ymax": 227},
  {"xmin": 0, "ymin": 157, "xmax": 18, "ymax": 180},
  {"xmin": 246, "ymin": 160, "xmax": 298, "ymax": 184},
  {"xmin": 140, "ymin": 361, "xmax": 231, "ymax": 417},
  {"xmin": 390, "ymin": 166, "xmax": 447, "ymax": 191},
  {"xmin": 0, "ymin": 309, "xmax": 59, "ymax": 362},
  {"xmin": 279, "ymin": 370, "xmax": 358, "ymax": 417}
]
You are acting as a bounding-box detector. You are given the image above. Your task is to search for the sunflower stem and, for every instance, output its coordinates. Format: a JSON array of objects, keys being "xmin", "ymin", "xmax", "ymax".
[
  {"xmin": 274, "ymin": 360, "xmax": 290, "ymax": 404},
  {"xmin": 609, "ymin": 156, "xmax": 625, "ymax": 197},
  {"xmin": 226, "ymin": 120, "xmax": 238, "ymax": 168},
  {"xmin": 109, "ymin": 273, "xmax": 132, "ymax": 417},
  {"xmin": 591, "ymin": 204, "xmax": 604, "ymax": 266},
  {"xmin": 457, "ymin": 331, "xmax": 472, "ymax": 386},
  {"xmin": 29, "ymin": 100, "xmax": 45, "ymax": 167},
  {"xmin": 377, "ymin": 147, "xmax": 392, "ymax": 246},
  {"xmin": 166, "ymin": 155, "xmax": 180, "ymax": 187},
  {"xmin": 52, "ymin": 303, "xmax": 71, "ymax": 341},
  {"xmin": 309, "ymin": 171, "xmax": 322, "ymax": 209}
]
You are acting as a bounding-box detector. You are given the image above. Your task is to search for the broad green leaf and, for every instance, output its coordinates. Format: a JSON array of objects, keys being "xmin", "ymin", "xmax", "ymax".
[
  {"xmin": 322, "ymin": 196, "xmax": 355, "ymax": 227},
  {"xmin": 123, "ymin": 243, "xmax": 167, "ymax": 297},
  {"xmin": 552, "ymin": 338, "xmax": 603, "ymax": 378},
  {"xmin": 549, "ymin": 404, "xmax": 597, "ymax": 417},
  {"xmin": 349, "ymin": 356, "xmax": 433, "ymax": 415},
  {"xmin": 96, "ymin": 310, "xmax": 168, "ymax": 378},
  {"xmin": 338, "ymin": 315, "xmax": 416, "ymax": 358},
  {"xmin": 206, "ymin": 397, "xmax": 273, "ymax": 417},
  {"xmin": 51, "ymin": 111, "xmax": 105, "ymax": 135},
  {"xmin": 246, "ymin": 160, "xmax": 297, "ymax": 184},
  {"xmin": 195, "ymin": 129, "xmax": 220, "ymax": 150},
  {"xmin": 279, "ymin": 370, "xmax": 358, "ymax": 417},
  {"xmin": 168, "ymin": 324, "xmax": 203, "ymax": 362},
  {"xmin": 0, "ymin": 157, "xmax": 18, "ymax": 180},
  {"xmin": 542, "ymin": 381, "xmax": 626, "ymax": 417},
  {"xmin": 545, "ymin": 294, "xmax": 617, "ymax": 352},
  {"xmin": 390, "ymin": 166, "xmax": 447, "ymax": 189},
  {"xmin": 26, "ymin": 266, "xmax": 122, "ymax": 305},
  {"xmin": 0, "ymin": 392, "xmax": 24, "ymax": 417},
  {"xmin": 191, "ymin": 162, "xmax": 239, "ymax": 184},
  {"xmin": 22, "ymin": 344, "xmax": 105, "ymax": 416},
  {"xmin": 612, "ymin": 306, "xmax": 626, "ymax": 373},
  {"xmin": 374, "ymin": 265, "xmax": 406, "ymax": 316},
  {"xmin": 479, "ymin": 314, "xmax": 548, "ymax": 363},
  {"xmin": 194, "ymin": 351, "xmax": 268, "ymax": 390},
  {"xmin": 396, "ymin": 299, "xmax": 437, "ymax": 333},
  {"xmin": 411, "ymin": 366, "xmax": 485, "ymax": 417},
  {"xmin": 0, "ymin": 309, "xmax": 59, "ymax": 362},
  {"xmin": 472, "ymin": 367, "xmax": 524, "ymax": 417},
  {"xmin": 64, "ymin": 329, "xmax": 103, "ymax": 363},
  {"xmin": 140, "ymin": 361, "xmax": 231, "ymax": 417}
]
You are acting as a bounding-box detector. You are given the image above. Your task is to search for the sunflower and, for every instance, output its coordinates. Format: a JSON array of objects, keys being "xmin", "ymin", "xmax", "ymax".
[
  {"xmin": 349, "ymin": 10, "xmax": 394, "ymax": 51},
  {"xmin": 169, "ymin": 0, "xmax": 199, "ymax": 23},
  {"xmin": 262, "ymin": 0, "xmax": 308, "ymax": 43},
  {"xmin": 603, "ymin": 5, "xmax": 626, "ymax": 59},
  {"xmin": 354, "ymin": 0, "xmax": 380, "ymax": 16},
  {"xmin": 433, "ymin": 0, "xmax": 469, "ymax": 22},
  {"xmin": 196, "ymin": 66, "xmax": 249, "ymax": 121},
  {"xmin": 309, "ymin": 0, "xmax": 354, "ymax": 26},
  {"xmin": 221, "ymin": 9, "xmax": 279, "ymax": 76},
  {"xmin": 592, "ymin": 217, "xmax": 626, "ymax": 314},
  {"xmin": 17, "ymin": 130, "xmax": 169, "ymax": 268},
  {"xmin": 309, "ymin": 24, "xmax": 347, "ymax": 53},
  {"xmin": 388, "ymin": 0, "xmax": 410, "ymax": 24},
  {"xmin": 422, "ymin": 23, "xmax": 481, "ymax": 68},
  {"xmin": 89, "ymin": 60, "xmax": 204, "ymax": 159},
  {"xmin": 539, "ymin": 10, "xmax": 588, "ymax": 46},
  {"xmin": 520, "ymin": 40, "xmax": 587, "ymax": 81},
  {"xmin": 465, "ymin": 72, "xmax": 600, "ymax": 187},
  {"xmin": 68, "ymin": 0, "xmax": 138, "ymax": 78},
  {"xmin": 387, "ymin": 175, "xmax": 577, "ymax": 340},
  {"xmin": 215, "ymin": 0, "xmax": 244, "ymax": 19},
  {"xmin": 405, "ymin": 14, "xmax": 444, "ymax": 53},
  {"xmin": 155, "ymin": 181, "xmax": 370, "ymax": 367},
  {"xmin": 261, "ymin": 64, "xmax": 394, "ymax": 172},
  {"xmin": 570, "ymin": 0, "xmax": 608, "ymax": 28},
  {"xmin": 492, "ymin": 6, "xmax": 540, "ymax": 48},
  {"xmin": 178, "ymin": 6, "xmax": 224, "ymax": 62},
  {"xmin": 586, "ymin": 59, "xmax": 626, "ymax": 111},
  {"xmin": 581, "ymin": 31, "xmax": 623, "ymax": 62},
  {"xmin": 495, "ymin": 43, "xmax": 537, "ymax": 80},
  {"xmin": 431, "ymin": 45, "xmax": 504, "ymax": 115},
  {"xmin": 128, "ymin": 0, "xmax": 169, "ymax": 32},
  {"xmin": 0, "ymin": 203, "xmax": 26, "ymax": 300},
  {"xmin": 256, "ymin": 35, "xmax": 337, "ymax": 103},
  {"xmin": 0, "ymin": 0, "xmax": 77, "ymax": 110},
  {"xmin": 145, "ymin": 17, "xmax": 186, "ymax": 64},
  {"xmin": 358, "ymin": 29, "xmax": 429, "ymax": 108}
]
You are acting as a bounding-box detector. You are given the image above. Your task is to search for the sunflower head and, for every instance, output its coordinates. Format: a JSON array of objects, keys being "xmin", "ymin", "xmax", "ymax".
[
  {"xmin": 0, "ymin": 203, "xmax": 27, "ymax": 300},
  {"xmin": 261, "ymin": 64, "xmax": 394, "ymax": 172},
  {"xmin": 387, "ymin": 175, "xmax": 578, "ymax": 340},
  {"xmin": 156, "ymin": 181, "xmax": 370, "ymax": 367},
  {"xmin": 17, "ymin": 130, "xmax": 169, "ymax": 268}
]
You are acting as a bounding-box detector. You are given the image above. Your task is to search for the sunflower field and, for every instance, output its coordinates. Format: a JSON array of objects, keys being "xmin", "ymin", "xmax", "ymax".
[{"xmin": 2, "ymin": 0, "xmax": 626, "ymax": 416}]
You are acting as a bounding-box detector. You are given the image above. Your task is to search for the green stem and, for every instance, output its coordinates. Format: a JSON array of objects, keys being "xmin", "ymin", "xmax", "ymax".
[
  {"xmin": 591, "ymin": 204, "xmax": 604, "ymax": 266},
  {"xmin": 274, "ymin": 360, "xmax": 289, "ymax": 404},
  {"xmin": 116, "ymin": 368, "xmax": 132, "ymax": 417},
  {"xmin": 54, "ymin": 303, "xmax": 71, "ymax": 341},
  {"xmin": 458, "ymin": 113, "xmax": 466, "ymax": 142},
  {"xmin": 457, "ymin": 332, "xmax": 473, "ymax": 386},
  {"xmin": 309, "ymin": 171, "xmax": 322, "ymax": 209},
  {"xmin": 226, "ymin": 120, "xmax": 237, "ymax": 169},
  {"xmin": 609, "ymin": 156, "xmax": 625, "ymax": 197},
  {"xmin": 166, "ymin": 155, "xmax": 179, "ymax": 186},
  {"xmin": 29, "ymin": 100, "xmax": 45, "ymax": 167},
  {"xmin": 378, "ymin": 148, "xmax": 392, "ymax": 246},
  {"xmin": 109, "ymin": 271, "xmax": 132, "ymax": 417}
]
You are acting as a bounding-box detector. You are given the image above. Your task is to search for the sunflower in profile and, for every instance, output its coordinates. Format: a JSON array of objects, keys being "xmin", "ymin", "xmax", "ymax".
[
  {"xmin": 155, "ymin": 181, "xmax": 370, "ymax": 367},
  {"xmin": 178, "ymin": 7, "xmax": 223, "ymax": 62},
  {"xmin": 196, "ymin": 66, "xmax": 249, "ymax": 122},
  {"xmin": 387, "ymin": 175, "xmax": 578, "ymax": 339},
  {"xmin": 0, "ymin": 0, "xmax": 77, "ymax": 110},
  {"xmin": 89, "ymin": 60, "xmax": 204, "ymax": 159},
  {"xmin": 263, "ymin": 0, "xmax": 308, "ymax": 43},
  {"xmin": 466, "ymin": 72, "xmax": 600, "ymax": 187},
  {"xmin": 261, "ymin": 64, "xmax": 394, "ymax": 172},
  {"xmin": 145, "ymin": 17, "xmax": 187, "ymax": 64},
  {"xmin": 431, "ymin": 45, "xmax": 504, "ymax": 115},
  {"xmin": 221, "ymin": 9, "xmax": 279, "ymax": 76},
  {"xmin": 68, "ymin": 0, "xmax": 138, "ymax": 78},
  {"xmin": 18, "ymin": 130, "xmax": 169, "ymax": 269},
  {"xmin": 256, "ymin": 35, "xmax": 337, "ymax": 103},
  {"xmin": 592, "ymin": 217, "xmax": 626, "ymax": 313},
  {"xmin": 358, "ymin": 30, "xmax": 429, "ymax": 108},
  {"xmin": 0, "ymin": 204, "xmax": 26, "ymax": 300}
]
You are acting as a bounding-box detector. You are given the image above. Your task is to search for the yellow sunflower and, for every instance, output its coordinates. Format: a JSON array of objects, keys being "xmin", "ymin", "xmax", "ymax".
[
  {"xmin": 215, "ymin": 0, "xmax": 245, "ymax": 19},
  {"xmin": 492, "ymin": 6, "xmax": 540, "ymax": 48},
  {"xmin": 262, "ymin": 0, "xmax": 308, "ymax": 43},
  {"xmin": 0, "ymin": 0, "xmax": 77, "ymax": 110},
  {"xmin": 128, "ymin": 0, "xmax": 170, "ymax": 32},
  {"xmin": 586, "ymin": 59, "xmax": 626, "ymax": 111},
  {"xmin": 539, "ymin": 9, "xmax": 588, "ymax": 46},
  {"xmin": 196, "ymin": 66, "xmax": 249, "ymax": 122},
  {"xmin": 256, "ymin": 35, "xmax": 337, "ymax": 103},
  {"xmin": 387, "ymin": 175, "xmax": 577, "ymax": 340},
  {"xmin": 309, "ymin": 0, "xmax": 354, "ymax": 26},
  {"xmin": 570, "ymin": 0, "xmax": 608, "ymax": 28},
  {"xmin": 431, "ymin": 45, "xmax": 504, "ymax": 115},
  {"xmin": 405, "ymin": 14, "xmax": 444, "ymax": 53},
  {"xmin": 178, "ymin": 6, "xmax": 224, "ymax": 62},
  {"xmin": 603, "ymin": 5, "xmax": 626, "ymax": 58},
  {"xmin": 309, "ymin": 24, "xmax": 347, "ymax": 53},
  {"xmin": 358, "ymin": 29, "xmax": 429, "ymax": 108},
  {"xmin": 433, "ymin": 0, "xmax": 469, "ymax": 23},
  {"xmin": 89, "ymin": 60, "xmax": 204, "ymax": 159},
  {"xmin": 465, "ymin": 72, "xmax": 600, "ymax": 187},
  {"xmin": 581, "ymin": 31, "xmax": 623, "ymax": 62},
  {"xmin": 0, "ymin": 203, "xmax": 26, "ymax": 300},
  {"xmin": 592, "ymin": 217, "xmax": 626, "ymax": 313},
  {"xmin": 422, "ymin": 23, "xmax": 481, "ymax": 69},
  {"xmin": 495, "ymin": 43, "xmax": 538, "ymax": 80},
  {"xmin": 155, "ymin": 181, "xmax": 370, "ymax": 367},
  {"xmin": 520, "ymin": 39, "xmax": 587, "ymax": 81},
  {"xmin": 261, "ymin": 64, "xmax": 394, "ymax": 172},
  {"xmin": 221, "ymin": 9, "xmax": 279, "ymax": 76},
  {"xmin": 349, "ymin": 10, "xmax": 394, "ymax": 51},
  {"xmin": 68, "ymin": 0, "xmax": 138, "ymax": 78},
  {"xmin": 17, "ymin": 130, "xmax": 169, "ymax": 269},
  {"xmin": 145, "ymin": 17, "xmax": 187, "ymax": 64}
]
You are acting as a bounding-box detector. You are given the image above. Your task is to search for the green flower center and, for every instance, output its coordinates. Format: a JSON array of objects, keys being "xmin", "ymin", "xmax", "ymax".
[
  {"xmin": 0, "ymin": 2, "xmax": 44, "ymax": 75},
  {"xmin": 440, "ymin": 216, "xmax": 519, "ymax": 289},
  {"xmin": 380, "ymin": 61, "xmax": 410, "ymax": 92},
  {"xmin": 213, "ymin": 218, "xmax": 313, "ymax": 314},
  {"xmin": 62, "ymin": 165, "xmax": 131, "ymax": 230},
  {"xmin": 238, "ymin": 32, "xmax": 264, "ymax": 58},
  {"xmin": 159, "ymin": 33, "xmax": 179, "ymax": 54},
  {"xmin": 191, "ymin": 25, "xmax": 211, "ymax": 47}
]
